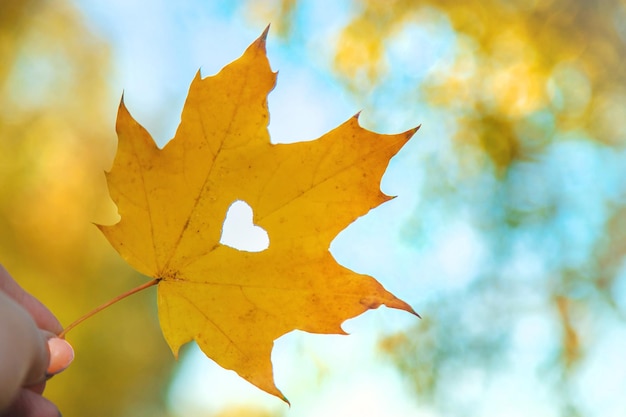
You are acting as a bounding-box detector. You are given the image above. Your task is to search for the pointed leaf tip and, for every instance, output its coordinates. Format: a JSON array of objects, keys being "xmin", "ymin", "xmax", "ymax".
[
  {"xmin": 408, "ymin": 306, "xmax": 422, "ymax": 319},
  {"xmin": 255, "ymin": 25, "xmax": 270, "ymax": 48},
  {"xmin": 115, "ymin": 96, "xmax": 131, "ymax": 133},
  {"xmin": 404, "ymin": 303, "xmax": 421, "ymax": 319},
  {"xmin": 262, "ymin": 24, "xmax": 271, "ymax": 40},
  {"xmin": 407, "ymin": 124, "xmax": 422, "ymax": 138}
]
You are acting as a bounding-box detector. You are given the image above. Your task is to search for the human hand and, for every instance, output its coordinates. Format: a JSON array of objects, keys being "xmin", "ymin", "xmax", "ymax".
[{"xmin": 0, "ymin": 265, "xmax": 74, "ymax": 417}]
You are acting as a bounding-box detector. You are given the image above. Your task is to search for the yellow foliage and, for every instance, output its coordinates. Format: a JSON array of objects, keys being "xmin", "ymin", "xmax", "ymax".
[
  {"xmin": 255, "ymin": 0, "xmax": 626, "ymax": 171},
  {"xmin": 99, "ymin": 30, "xmax": 417, "ymax": 401}
]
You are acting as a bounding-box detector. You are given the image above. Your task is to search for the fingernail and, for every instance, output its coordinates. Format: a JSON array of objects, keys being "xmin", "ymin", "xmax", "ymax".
[{"xmin": 46, "ymin": 338, "xmax": 74, "ymax": 376}]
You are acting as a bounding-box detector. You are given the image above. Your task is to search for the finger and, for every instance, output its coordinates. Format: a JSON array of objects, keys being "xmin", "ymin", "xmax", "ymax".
[
  {"xmin": 46, "ymin": 337, "xmax": 74, "ymax": 377},
  {"xmin": 23, "ymin": 334, "xmax": 74, "ymax": 388},
  {"xmin": 0, "ymin": 291, "xmax": 49, "ymax": 410},
  {"xmin": 0, "ymin": 265, "xmax": 62, "ymax": 335},
  {"xmin": 3, "ymin": 388, "xmax": 60, "ymax": 417},
  {"xmin": 26, "ymin": 382, "xmax": 46, "ymax": 395}
]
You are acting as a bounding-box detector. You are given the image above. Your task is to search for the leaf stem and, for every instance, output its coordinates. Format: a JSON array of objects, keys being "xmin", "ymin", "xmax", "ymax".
[{"xmin": 58, "ymin": 278, "xmax": 160, "ymax": 339}]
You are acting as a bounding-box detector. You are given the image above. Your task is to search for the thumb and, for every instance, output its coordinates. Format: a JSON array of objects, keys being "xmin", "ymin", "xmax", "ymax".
[
  {"xmin": 46, "ymin": 337, "xmax": 74, "ymax": 377},
  {"xmin": 23, "ymin": 332, "xmax": 74, "ymax": 387}
]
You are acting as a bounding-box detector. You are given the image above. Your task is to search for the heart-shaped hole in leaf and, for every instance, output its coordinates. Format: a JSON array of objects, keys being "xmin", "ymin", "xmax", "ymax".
[{"xmin": 220, "ymin": 200, "xmax": 269, "ymax": 252}]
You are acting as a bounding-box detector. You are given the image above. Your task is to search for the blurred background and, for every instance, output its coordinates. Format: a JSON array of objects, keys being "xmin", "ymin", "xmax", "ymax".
[{"xmin": 1, "ymin": 0, "xmax": 626, "ymax": 416}]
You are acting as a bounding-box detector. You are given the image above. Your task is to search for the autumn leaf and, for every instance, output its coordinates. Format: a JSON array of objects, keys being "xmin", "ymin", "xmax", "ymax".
[{"xmin": 97, "ymin": 27, "xmax": 418, "ymax": 401}]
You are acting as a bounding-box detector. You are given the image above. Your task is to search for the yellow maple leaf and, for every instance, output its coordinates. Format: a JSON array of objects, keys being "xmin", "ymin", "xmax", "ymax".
[{"xmin": 98, "ymin": 28, "xmax": 418, "ymax": 401}]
